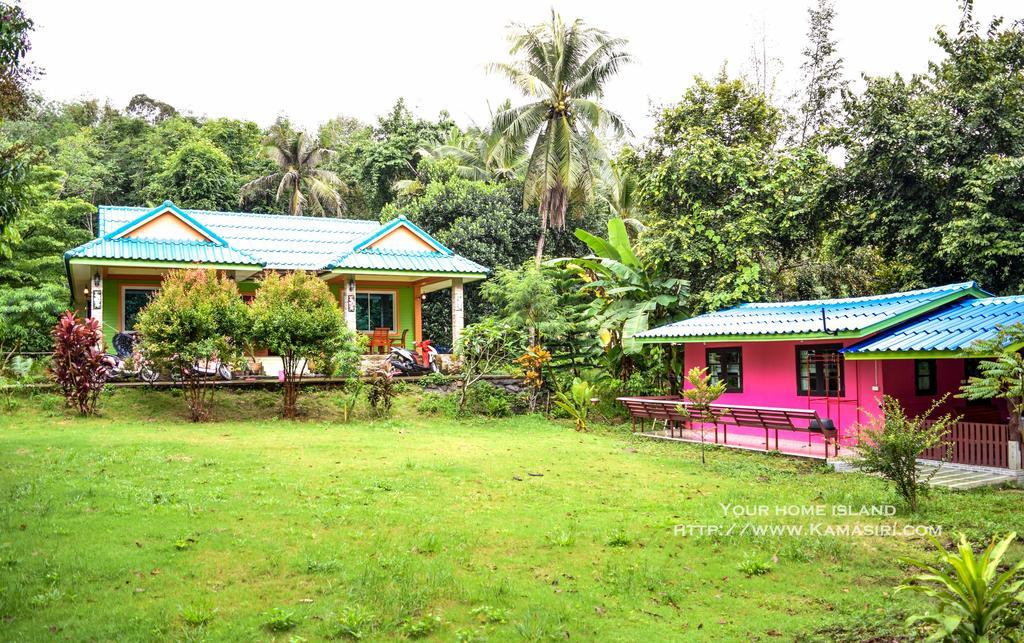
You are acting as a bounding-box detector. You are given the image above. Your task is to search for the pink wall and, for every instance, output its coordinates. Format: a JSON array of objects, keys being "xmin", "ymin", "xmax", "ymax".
[
  {"xmin": 683, "ymin": 340, "xmax": 886, "ymax": 443},
  {"xmin": 882, "ymin": 359, "xmax": 1008, "ymax": 423}
]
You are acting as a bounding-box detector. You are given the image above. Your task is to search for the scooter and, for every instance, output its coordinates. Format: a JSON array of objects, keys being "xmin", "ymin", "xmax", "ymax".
[
  {"xmin": 102, "ymin": 332, "xmax": 159, "ymax": 383},
  {"xmin": 389, "ymin": 339, "xmax": 439, "ymax": 375},
  {"xmin": 171, "ymin": 355, "xmax": 233, "ymax": 382}
]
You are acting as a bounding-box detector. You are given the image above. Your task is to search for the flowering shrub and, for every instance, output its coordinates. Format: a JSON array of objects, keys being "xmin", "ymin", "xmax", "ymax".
[
  {"xmin": 514, "ymin": 345, "xmax": 551, "ymax": 411},
  {"xmin": 51, "ymin": 311, "xmax": 108, "ymax": 415}
]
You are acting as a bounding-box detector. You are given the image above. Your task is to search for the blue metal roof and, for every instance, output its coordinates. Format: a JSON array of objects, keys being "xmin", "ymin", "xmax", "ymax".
[
  {"xmin": 65, "ymin": 237, "xmax": 262, "ymax": 265},
  {"xmin": 635, "ymin": 282, "xmax": 986, "ymax": 341},
  {"xmin": 66, "ymin": 203, "xmax": 488, "ymax": 274},
  {"xmin": 842, "ymin": 296, "xmax": 1024, "ymax": 355}
]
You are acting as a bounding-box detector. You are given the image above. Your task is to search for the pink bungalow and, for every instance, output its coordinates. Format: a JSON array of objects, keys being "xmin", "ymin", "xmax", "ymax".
[{"xmin": 625, "ymin": 282, "xmax": 1022, "ymax": 470}]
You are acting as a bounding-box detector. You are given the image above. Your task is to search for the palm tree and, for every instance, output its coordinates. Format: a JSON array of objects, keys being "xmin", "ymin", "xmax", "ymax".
[
  {"xmin": 240, "ymin": 122, "xmax": 347, "ymax": 216},
  {"xmin": 490, "ymin": 12, "xmax": 631, "ymax": 265}
]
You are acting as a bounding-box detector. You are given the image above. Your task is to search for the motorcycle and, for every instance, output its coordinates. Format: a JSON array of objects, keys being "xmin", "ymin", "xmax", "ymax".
[
  {"xmin": 389, "ymin": 339, "xmax": 440, "ymax": 375},
  {"xmin": 171, "ymin": 355, "xmax": 234, "ymax": 382},
  {"xmin": 102, "ymin": 332, "xmax": 159, "ymax": 383}
]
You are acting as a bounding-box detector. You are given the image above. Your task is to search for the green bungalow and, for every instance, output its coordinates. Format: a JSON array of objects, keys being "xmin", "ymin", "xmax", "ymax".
[{"xmin": 64, "ymin": 201, "xmax": 489, "ymax": 357}]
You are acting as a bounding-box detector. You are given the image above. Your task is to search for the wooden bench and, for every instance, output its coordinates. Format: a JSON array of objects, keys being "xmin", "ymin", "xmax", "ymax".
[
  {"xmin": 617, "ymin": 397, "xmax": 839, "ymax": 457},
  {"xmin": 617, "ymin": 396, "xmax": 683, "ymax": 432},
  {"xmin": 712, "ymin": 404, "xmax": 837, "ymax": 456}
]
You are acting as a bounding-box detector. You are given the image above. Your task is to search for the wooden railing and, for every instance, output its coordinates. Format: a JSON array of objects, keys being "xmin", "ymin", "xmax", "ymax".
[{"xmin": 922, "ymin": 421, "xmax": 1011, "ymax": 468}]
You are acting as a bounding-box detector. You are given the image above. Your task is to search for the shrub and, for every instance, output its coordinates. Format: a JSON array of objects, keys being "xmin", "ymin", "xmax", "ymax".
[
  {"xmin": 514, "ymin": 344, "xmax": 551, "ymax": 412},
  {"xmin": 367, "ymin": 365, "xmax": 397, "ymax": 418},
  {"xmin": 51, "ymin": 311, "xmax": 108, "ymax": 416},
  {"xmin": 852, "ymin": 395, "xmax": 957, "ymax": 512},
  {"xmin": 678, "ymin": 366, "xmax": 727, "ymax": 465},
  {"xmin": 898, "ymin": 532, "xmax": 1024, "ymax": 641},
  {"xmin": 454, "ymin": 319, "xmax": 522, "ymax": 412},
  {"xmin": 417, "ymin": 382, "xmax": 518, "ymax": 418},
  {"xmin": 554, "ymin": 378, "xmax": 596, "ymax": 431},
  {"xmin": 338, "ymin": 380, "xmax": 363, "ymax": 423},
  {"xmin": 416, "ymin": 392, "xmax": 456, "ymax": 416},
  {"xmin": 332, "ymin": 332, "xmax": 369, "ymax": 379},
  {"xmin": 250, "ymin": 271, "xmax": 352, "ymax": 419},
  {"xmin": 135, "ymin": 269, "xmax": 250, "ymax": 422}
]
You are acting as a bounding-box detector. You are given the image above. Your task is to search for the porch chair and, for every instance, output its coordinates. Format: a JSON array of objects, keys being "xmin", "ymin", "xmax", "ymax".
[
  {"xmin": 369, "ymin": 327, "xmax": 391, "ymax": 354},
  {"xmin": 389, "ymin": 329, "xmax": 408, "ymax": 349}
]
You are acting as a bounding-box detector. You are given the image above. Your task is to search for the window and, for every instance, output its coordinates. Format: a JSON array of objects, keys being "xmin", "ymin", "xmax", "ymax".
[
  {"xmin": 356, "ymin": 292, "xmax": 395, "ymax": 331},
  {"xmin": 706, "ymin": 347, "xmax": 742, "ymax": 392},
  {"xmin": 122, "ymin": 287, "xmax": 158, "ymax": 331},
  {"xmin": 915, "ymin": 359, "xmax": 937, "ymax": 395},
  {"xmin": 796, "ymin": 344, "xmax": 845, "ymax": 396}
]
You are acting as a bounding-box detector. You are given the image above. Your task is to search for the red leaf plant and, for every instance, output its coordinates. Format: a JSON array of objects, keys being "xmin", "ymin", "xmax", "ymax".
[{"xmin": 51, "ymin": 311, "xmax": 108, "ymax": 416}]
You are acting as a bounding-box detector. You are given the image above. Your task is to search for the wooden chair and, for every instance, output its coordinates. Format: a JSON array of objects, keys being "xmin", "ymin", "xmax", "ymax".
[
  {"xmin": 389, "ymin": 329, "xmax": 408, "ymax": 349},
  {"xmin": 369, "ymin": 327, "xmax": 391, "ymax": 354}
]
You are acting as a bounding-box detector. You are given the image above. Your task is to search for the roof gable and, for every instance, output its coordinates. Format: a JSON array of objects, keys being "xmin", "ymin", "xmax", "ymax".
[
  {"xmin": 635, "ymin": 282, "xmax": 989, "ymax": 342},
  {"xmin": 106, "ymin": 201, "xmax": 227, "ymax": 246},
  {"xmin": 353, "ymin": 216, "xmax": 452, "ymax": 255}
]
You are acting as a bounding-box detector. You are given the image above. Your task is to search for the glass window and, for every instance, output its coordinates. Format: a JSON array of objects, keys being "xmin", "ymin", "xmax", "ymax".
[
  {"xmin": 122, "ymin": 287, "xmax": 158, "ymax": 331},
  {"xmin": 706, "ymin": 347, "xmax": 742, "ymax": 392},
  {"xmin": 915, "ymin": 359, "xmax": 937, "ymax": 395},
  {"xmin": 356, "ymin": 292, "xmax": 395, "ymax": 331},
  {"xmin": 796, "ymin": 345, "xmax": 845, "ymax": 396}
]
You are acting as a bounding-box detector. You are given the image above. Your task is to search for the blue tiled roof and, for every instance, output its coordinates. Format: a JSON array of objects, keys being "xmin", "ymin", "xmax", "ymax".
[
  {"xmin": 327, "ymin": 248, "xmax": 487, "ymax": 274},
  {"xmin": 65, "ymin": 237, "xmax": 262, "ymax": 265},
  {"xmin": 65, "ymin": 204, "xmax": 488, "ymax": 274},
  {"xmin": 635, "ymin": 282, "xmax": 986, "ymax": 341},
  {"xmin": 842, "ymin": 296, "xmax": 1024, "ymax": 355}
]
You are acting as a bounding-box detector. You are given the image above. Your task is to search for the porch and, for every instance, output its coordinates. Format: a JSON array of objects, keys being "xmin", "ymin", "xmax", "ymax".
[
  {"xmin": 619, "ymin": 395, "xmax": 1019, "ymax": 469},
  {"xmin": 618, "ymin": 396, "xmax": 844, "ymax": 460},
  {"xmin": 76, "ymin": 266, "xmax": 470, "ymax": 361}
]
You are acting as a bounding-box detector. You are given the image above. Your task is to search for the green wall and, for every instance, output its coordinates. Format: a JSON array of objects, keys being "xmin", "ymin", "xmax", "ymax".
[{"xmin": 101, "ymin": 277, "xmax": 415, "ymax": 350}]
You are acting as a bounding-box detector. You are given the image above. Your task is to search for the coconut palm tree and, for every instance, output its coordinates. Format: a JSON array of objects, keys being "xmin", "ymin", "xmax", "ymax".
[
  {"xmin": 240, "ymin": 122, "xmax": 347, "ymax": 216},
  {"xmin": 490, "ymin": 12, "xmax": 631, "ymax": 265}
]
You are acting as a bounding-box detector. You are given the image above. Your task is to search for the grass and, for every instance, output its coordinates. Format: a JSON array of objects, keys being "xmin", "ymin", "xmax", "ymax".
[{"xmin": 0, "ymin": 386, "xmax": 1022, "ymax": 641}]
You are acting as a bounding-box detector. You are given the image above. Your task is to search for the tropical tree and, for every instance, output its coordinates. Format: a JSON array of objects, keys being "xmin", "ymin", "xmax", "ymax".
[
  {"xmin": 960, "ymin": 324, "xmax": 1024, "ymax": 442},
  {"xmin": 550, "ymin": 217, "xmax": 688, "ymax": 381},
  {"xmin": 240, "ymin": 121, "xmax": 347, "ymax": 216},
  {"xmin": 147, "ymin": 138, "xmax": 238, "ymax": 211},
  {"xmin": 490, "ymin": 12, "xmax": 631, "ymax": 265},
  {"xmin": 424, "ymin": 104, "xmax": 526, "ymax": 183}
]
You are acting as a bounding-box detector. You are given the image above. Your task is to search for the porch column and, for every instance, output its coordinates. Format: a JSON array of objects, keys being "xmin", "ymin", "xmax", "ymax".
[
  {"xmin": 88, "ymin": 269, "xmax": 102, "ymax": 321},
  {"xmin": 451, "ymin": 278, "xmax": 464, "ymax": 346},
  {"xmin": 413, "ymin": 284, "xmax": 423, "ymax": 344},
  {"xmin": 343, "ymin": 275, "xmax": 357, "ymax": 332}
]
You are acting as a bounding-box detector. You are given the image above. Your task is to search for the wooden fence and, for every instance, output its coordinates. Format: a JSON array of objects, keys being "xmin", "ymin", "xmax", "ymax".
[{"xmin": 921, "ymin": 421, "xmax": 1011, "ymax": 468}]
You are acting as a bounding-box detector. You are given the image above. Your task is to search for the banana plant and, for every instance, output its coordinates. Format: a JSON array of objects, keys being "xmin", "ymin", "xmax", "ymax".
[
  {"xmin": 549, "ymin": 216, "xmax": 688, "ymax": 378},
  {"xmin": 554, "ymin": 378, "xmax": 597, "ymax": 431},
  {"xmin": 897, "ymin": 532, "xmax": 1024, "ymax": 641}
]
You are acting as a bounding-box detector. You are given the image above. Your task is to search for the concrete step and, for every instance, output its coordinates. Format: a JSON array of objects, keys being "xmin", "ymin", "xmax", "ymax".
[{"xmin": 832, "ymin": 459, "xmax": 1020, "ymax": 490}]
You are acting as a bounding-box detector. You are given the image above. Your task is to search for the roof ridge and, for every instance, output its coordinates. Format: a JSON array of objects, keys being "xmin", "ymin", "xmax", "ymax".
[
  {"xmin": 738, "ymin": 282, "xmax": 978, "ymax": 309},
  {"xmin": 98, "ymin": 204, "xmax": 381, "ymax": 225}
]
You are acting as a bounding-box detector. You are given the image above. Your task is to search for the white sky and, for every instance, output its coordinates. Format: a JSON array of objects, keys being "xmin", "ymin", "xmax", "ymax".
[{"xmin": 23, "ymin": 0, "xmax": 1023, "ymax": 139}]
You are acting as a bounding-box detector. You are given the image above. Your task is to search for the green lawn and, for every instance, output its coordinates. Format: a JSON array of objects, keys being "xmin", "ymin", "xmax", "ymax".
[{"xmin": 1, "ymin": 388, "xmax": 1021, "ymax": 641}]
